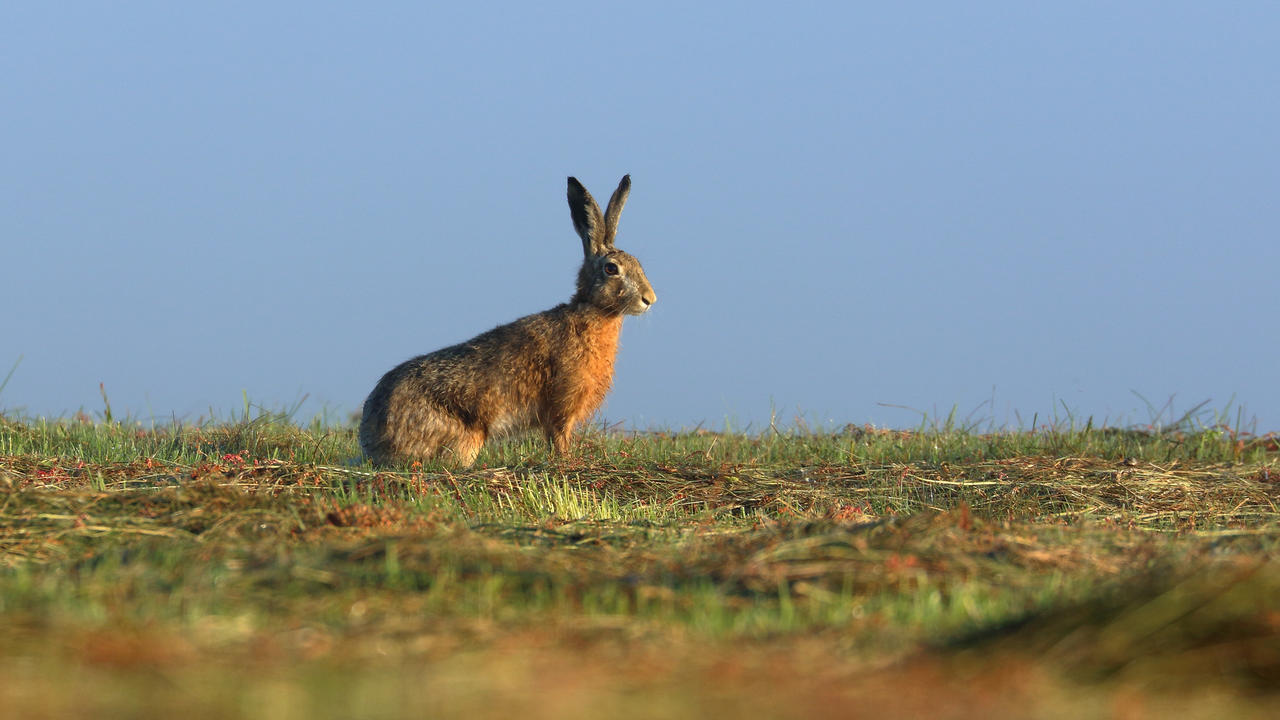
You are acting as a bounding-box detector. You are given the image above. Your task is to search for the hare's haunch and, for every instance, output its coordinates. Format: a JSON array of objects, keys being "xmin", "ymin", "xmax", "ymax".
[{"xmin": 359, "ymin": 175, "xmax": 656, "ymax": 467}]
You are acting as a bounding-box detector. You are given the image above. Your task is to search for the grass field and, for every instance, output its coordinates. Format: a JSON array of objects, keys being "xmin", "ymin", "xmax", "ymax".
[{"xmin": 1, "ymin": 412, "xmax": 1277, "ymax": 719}]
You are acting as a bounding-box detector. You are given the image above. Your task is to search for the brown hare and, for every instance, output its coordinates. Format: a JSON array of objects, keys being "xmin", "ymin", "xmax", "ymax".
[{"xmin": 359, "ymin": 175, "xmax": 656, "ymax": 467}]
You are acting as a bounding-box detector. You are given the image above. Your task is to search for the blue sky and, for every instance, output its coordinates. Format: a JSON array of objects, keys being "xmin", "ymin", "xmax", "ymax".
[{"xmin": 4, "ymin": 3, "xmax": 1278, "ymax": 432}]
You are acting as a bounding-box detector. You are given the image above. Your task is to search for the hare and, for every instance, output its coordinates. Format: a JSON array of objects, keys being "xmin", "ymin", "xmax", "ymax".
[{"xmin": 359, "ymin": 175, "xmax": 656, "ymax": 467}]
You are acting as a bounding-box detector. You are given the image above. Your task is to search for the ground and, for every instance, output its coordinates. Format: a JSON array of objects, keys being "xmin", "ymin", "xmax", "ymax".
[{"xmin": 1, "ymin": 416, "xmax": 1277, "ymax": 718}]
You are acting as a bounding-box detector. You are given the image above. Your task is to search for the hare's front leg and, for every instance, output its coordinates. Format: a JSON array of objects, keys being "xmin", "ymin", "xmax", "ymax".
[
  {"xmin": 542, "ymin": 405, "xmax": 586, "ymax": 457},
  {"xmin": 540, "ymin": 388, "xmax": 583, "ymax": 457},
  {"xmin": 545, "ymin": 424, "xmax": 574, "ymax": 456}
]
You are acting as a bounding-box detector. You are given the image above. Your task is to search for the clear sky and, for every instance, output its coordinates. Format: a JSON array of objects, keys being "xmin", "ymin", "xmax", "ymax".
[{"xmin": 4, "ymin": 3, "xmax": 1278, "ymax": 433}]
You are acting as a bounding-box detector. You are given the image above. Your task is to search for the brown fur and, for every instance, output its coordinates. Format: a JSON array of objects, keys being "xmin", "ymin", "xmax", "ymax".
[{"xmin": 358, "ymin": 175, "xmax": 654, "ymax": 467}]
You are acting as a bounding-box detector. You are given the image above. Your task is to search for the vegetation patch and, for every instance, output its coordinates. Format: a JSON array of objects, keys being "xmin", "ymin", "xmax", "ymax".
[{"xmin": 1, "ymin": 416, "xmax": 1277, "ymax": 718}]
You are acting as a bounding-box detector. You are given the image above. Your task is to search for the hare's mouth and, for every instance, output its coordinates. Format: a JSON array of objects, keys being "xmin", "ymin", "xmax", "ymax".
[{"xmin": 625, "ymin": 298, "xmax": 653, "ymax": 316}]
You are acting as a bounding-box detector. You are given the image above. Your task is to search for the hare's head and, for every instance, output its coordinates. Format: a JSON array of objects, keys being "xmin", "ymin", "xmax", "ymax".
[{"xmin": 567, "ymin": 175, "xmax": 656, "ymax": 316}]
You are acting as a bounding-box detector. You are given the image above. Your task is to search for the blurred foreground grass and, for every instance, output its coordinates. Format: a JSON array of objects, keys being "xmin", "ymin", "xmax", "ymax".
[{"xmin": 1, "ymin": 414, "xmax": 1277, "ymax": 719}]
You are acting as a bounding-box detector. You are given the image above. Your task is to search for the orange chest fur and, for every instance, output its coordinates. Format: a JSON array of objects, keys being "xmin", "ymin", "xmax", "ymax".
[{"xmin": 558, "ymin": 316, "xmax": 623, "ymax": 416}]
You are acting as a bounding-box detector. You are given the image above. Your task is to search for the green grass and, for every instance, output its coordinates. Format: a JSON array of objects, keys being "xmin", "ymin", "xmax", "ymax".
[{"xmin": 1, "ymin": 413, "xmax": 1278, "ymax": 718}]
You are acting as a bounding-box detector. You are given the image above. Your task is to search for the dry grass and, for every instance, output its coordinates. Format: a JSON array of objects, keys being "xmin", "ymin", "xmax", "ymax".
[{"xmin": 0, "ymin": 418, "xmax": 1278, "ymax": 718}]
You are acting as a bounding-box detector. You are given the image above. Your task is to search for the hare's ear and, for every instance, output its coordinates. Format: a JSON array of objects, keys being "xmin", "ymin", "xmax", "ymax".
[
  {"xmin": 602, "ymin": 174, "xmax": 630, "ymax": 247},
  {"xmin": 567, "ymin": 177, "xmax": 607, "ymax": 257}
]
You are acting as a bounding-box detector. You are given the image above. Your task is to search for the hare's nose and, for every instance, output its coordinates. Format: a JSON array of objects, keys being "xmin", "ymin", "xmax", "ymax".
[{"xmin": 642, "ymin": 291, "xmax": 656, "ymax": 307}]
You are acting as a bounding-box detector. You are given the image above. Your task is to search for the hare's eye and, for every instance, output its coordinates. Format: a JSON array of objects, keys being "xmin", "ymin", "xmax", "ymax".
[{"xmin": 604, "ymin": 262, "xmax": 620, "ymax": 276}]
